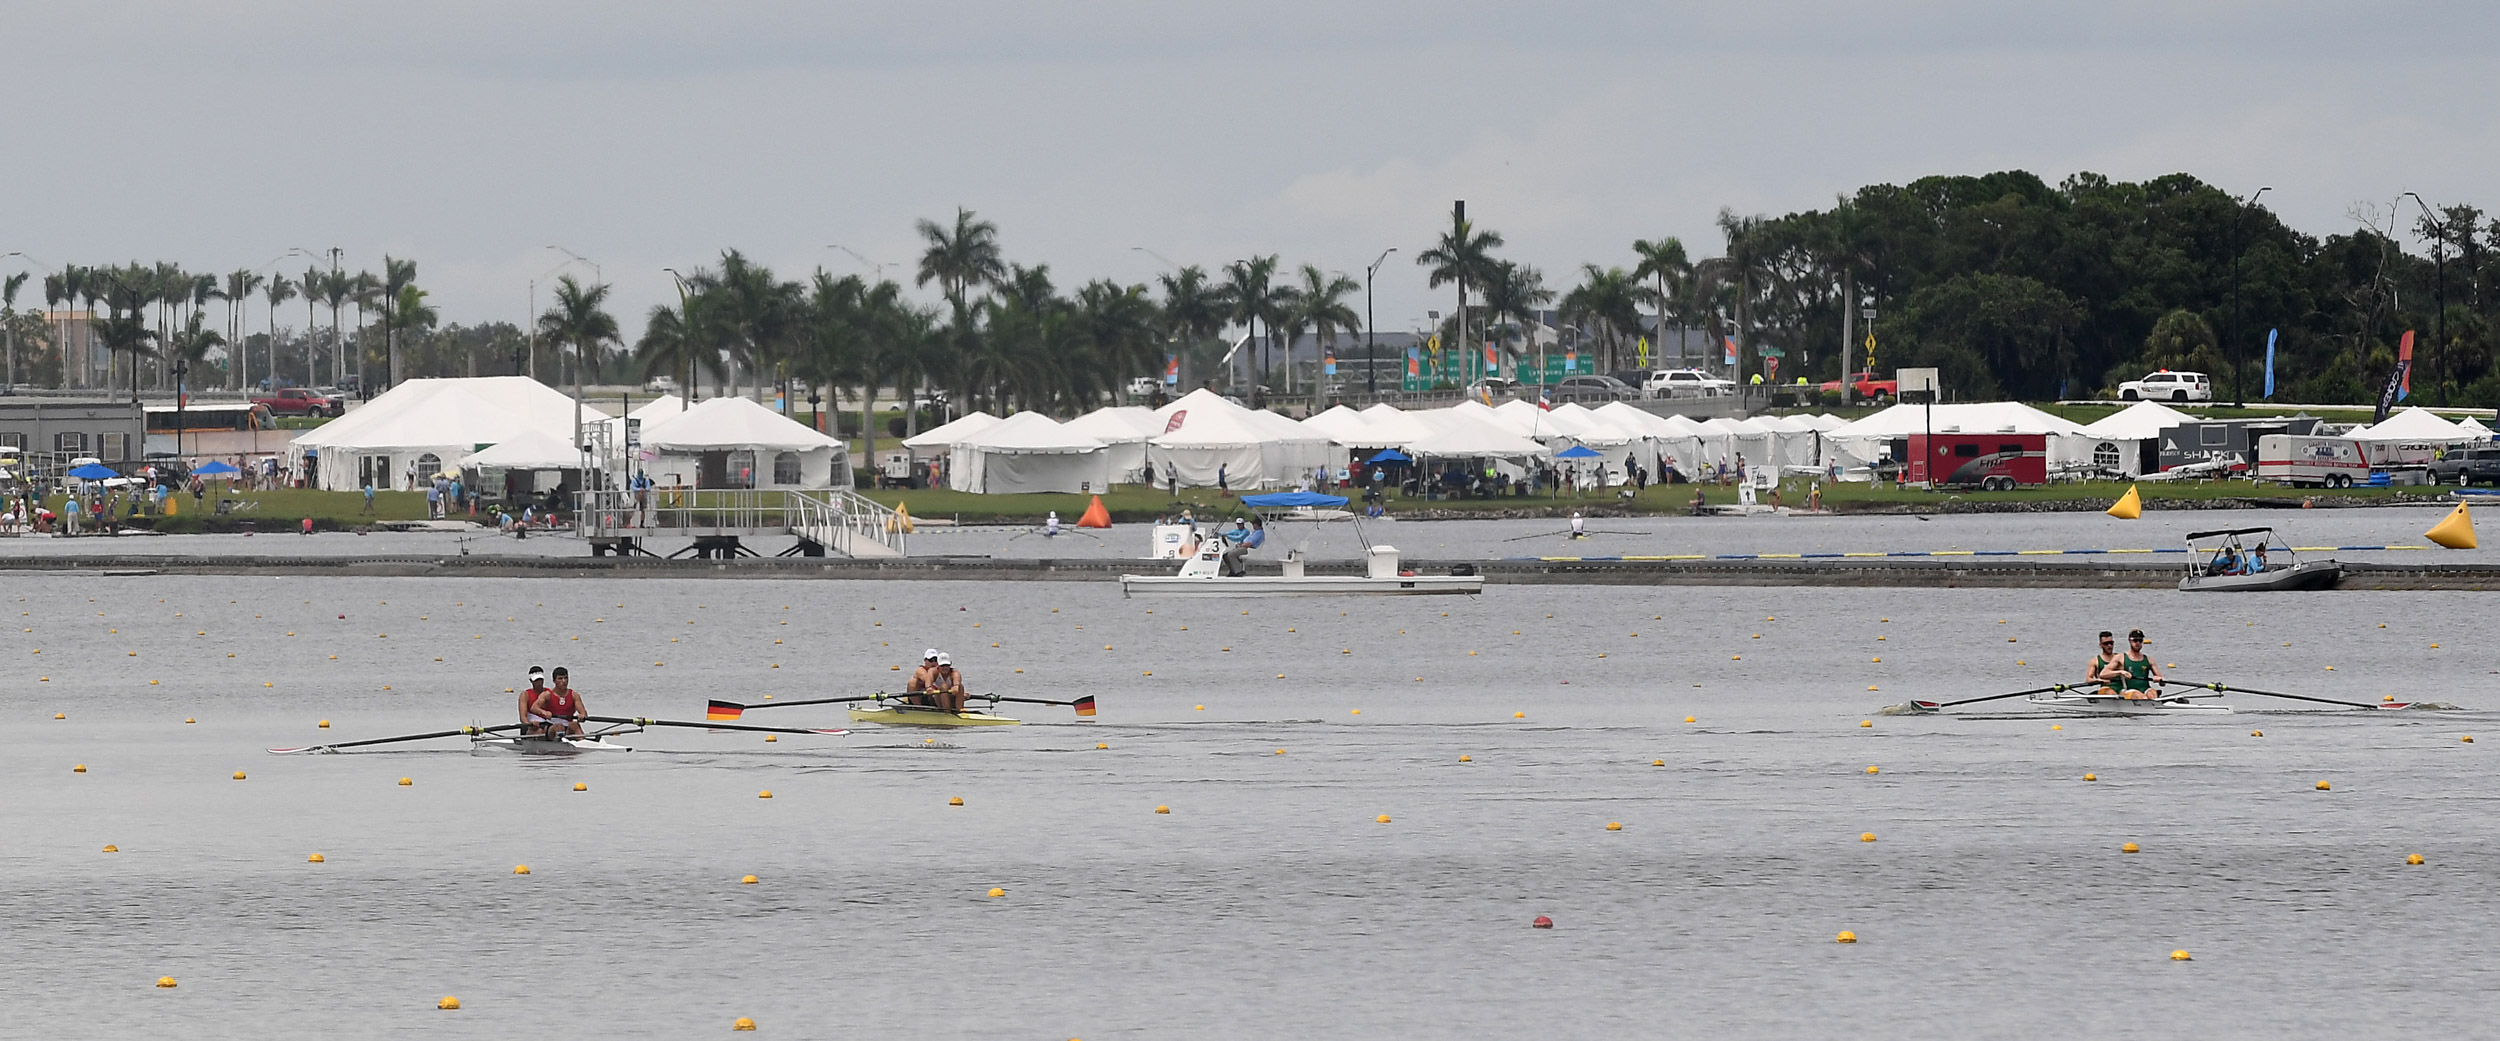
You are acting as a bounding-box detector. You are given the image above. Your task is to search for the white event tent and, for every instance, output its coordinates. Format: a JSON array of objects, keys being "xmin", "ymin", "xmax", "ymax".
[
  {"xmin": 1302, "ymin": 405, "xmax": 1395, "ymax": 448},
  {"xmin": 1061, "ymin": 405, "xmax": 1164, "ymax": 483},
  {"xmin": 289, "ymin": 376, "xmax": 608, "ymax": 491},
  {"xmin": 901, "ymin": 410, "xmax": 1002, "ymax": 454},
  {"xmin": 2350, "ymin": 406, "xmax": 2477, "ymax": 444},
  {"xmin": 2076, "ymin": 400, "xmax": 2196, "ymax": 476},
  {"xmin": 457, "ymin": 429, "xmax": 580, "ymax": 471},
  {"xmin": 640, "ymin": 396, "xmax": 848, "ymax": 489},
  {"xmin": 947, "ymin": 412, "xmax": 1115, "ymax": 493},
  {"xmin": 1147, "ymin": 389, "xmax": 1332, "ymax": 488}
]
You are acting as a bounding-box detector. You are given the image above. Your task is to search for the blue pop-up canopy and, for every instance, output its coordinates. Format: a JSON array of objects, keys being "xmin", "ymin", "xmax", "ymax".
[
  {"xmin": 1553, "ymin": 445, "xmax": 1604, "ymax": 460},
  {"xmin": 68, "ymin": 464, "xmax": 118, "ymax": 480},
  {"xmin": 1239, "ymin": 491, "xmax": 1351, "ymax": 509},
  {"xmin": 1366, "ymin": 448, "xmax": 1412, "ymax": 464},
  {"xmin": 192, "ymin": 460, "xmax": 240, "ymax": 475}
]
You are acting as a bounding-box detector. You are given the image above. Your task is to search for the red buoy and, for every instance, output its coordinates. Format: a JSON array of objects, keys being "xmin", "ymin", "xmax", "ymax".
[
  {"xmin": 301, "ymin": 518, "xmax": 314, "ymax": 534},
  {"xmin": 1531, "ymin": 916, "xmax": 1553, "ymax": 929}
]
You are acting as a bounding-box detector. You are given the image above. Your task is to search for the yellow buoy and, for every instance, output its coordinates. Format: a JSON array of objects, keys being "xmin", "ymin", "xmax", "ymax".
[
  {"xmin": 741, "ymin": 875, "xmax": 760, "ymax": 885},
  {"xmin": 1376, "ymin": 814, "xmax": 1393, "ymax": 823},
  {"xmin": 2315, "ymin": 781, "xmax": 2331, "ymax": 791},
  {"xmin": 2252, "ymin": 730, "xmax": 2264, "ymax": 737},
  {"xmin": 2464, "ymin": 736, "xmax": 2475, "ymax": 743},
  {"xmin": 1513, "ymin": 711, "xmax": 1525, "ymax": 718},
  {"xmin": 1155, "ymin": 805, "xmax": 1171, "ymax": 814},
  {"xmin": 2051, "ymin": 725, "xmax": 2063, "ymax": 731},
  {"xmin": 764, "ymin": 734, "xmax": 776, "ymax": 742},
  {"xmin": 1654, "ymin": 759, "xmax": 1665, "ymax": 767},
  {"xmin": 2122, "ymin": 843, "xmax": 2140, "ymax": 853},
  {"xmin": 438, "ymin": 996, "xmax": 461, "ymax": 1009},
  {"xmin": 949, "ymin": 796, "xmax": 964, "ymax": 806},
  {"xmin": 1858, "ymin": 832, "xmax": 1877, "ymax": 843},
  {"xmin": 307, "ymin": 853, "xmax": 325, "ymax": 863},
  {"xmin": 1275, "ymin": 749, "xmax": 1286, "ymax": 755},
  {"xmin": 1835, "ymin": 931, "xmax": 1858, "ymax": 944},
  {"xmin": 2170, "ymin": 950, "xmax": 2192, "ymax": 961},
  {"xmin": 1095, "ymin": 742, "xmax": 1107, "ymax": 750},
  {"xmin": 2084, "ymin": 773, "xmax": 2098, "ymax": 781},
  {"xmin": 987, "ymin": 887, "xmax": 1005, "ymax": 898},
  {"xmin": 2425, "ymin": 501, "xmax": 2477, "ymax": 549},
  {"xmin": 2406, "ymin": 854, "xmax": 2426, "ymax": 865},
  {"xmin": 72, "ymin": 764, "xmax": 86, "ymax": 774},
  {"xmin": 1865, "ymin": 766, "xmax": 1879, "ymax": 775},
  {"xmin": 2107, "ymin": 484, "xmax": 2143, "ymax": 519},
  {"xmin": 1460, "ymin": 755, "xmax": 1472, "ymax": 762},
  {"xmin": 514, "ymin": 865, "xmax": 531, "ymax": 875},
  {"xmin": 1194, "ymin": 705, "xmax": 1205, "ymax": 711},
  {"xmin": 1605, "ymin": 822, "xmax": 1623, "ymax": 831},
  {"xmin": 1350, "ymin": 708, "xmax": 1361, "ymax": 715},
  {"xmin": 185, "ymin": 718, "xmax": 196, "ymax": 724},
  {"xmin": 733, "ymin": 1016, "xmax": 756, "ymax": 1031},
  {"xmin": 399, "ymin": 778, "xmax": 412, "ymax": 786},
  {"xmin": 157, "ymin": 977, "xmax": 178, "ymax": 988},
  {"xmin": 232, "ymin": 771, "xmax": 246, "ymax": 781},
  {"xmin": 318, "ymin": 720, "xmax": 330, "ymax": 729},
  {"xmin": 758, "ymin": 790, "xmax": 773, "ymax": 799},
  {"xmin": 1684, "ymin": 716, "xmax": 1696, "ymax": 723},
  {"xmin": 573, "ymin": 782, "xmax": 587, "ymax": 792},
  {"xmin": 1860, "ymin": 720, "xmax": 1872, "ymax": 728}
]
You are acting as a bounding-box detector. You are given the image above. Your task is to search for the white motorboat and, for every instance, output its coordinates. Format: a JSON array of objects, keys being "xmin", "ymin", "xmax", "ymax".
[
  {"xmin": 2024, "ymin": 689, "xmax": 2232, "ymax": 715},
  {"xmin": 2177, "ymin": 526, "xmax": 2340, "ymax": 591},
  {"xmin": 1122, "ymin": 491, "xmax": 1482, "ymax": 597}
]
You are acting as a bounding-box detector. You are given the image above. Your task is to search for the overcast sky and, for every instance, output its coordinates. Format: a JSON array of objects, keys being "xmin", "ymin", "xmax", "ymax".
[{"xmin": 6, "ymin": 1, "xmax": 2492, "ymax": 341}]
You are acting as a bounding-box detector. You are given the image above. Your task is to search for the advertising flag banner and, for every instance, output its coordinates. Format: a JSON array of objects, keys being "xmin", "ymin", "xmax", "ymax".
[
  {"xmin": 2262, "ymin": 329, "xmax": 2277, "ymax": 399},
  {"xmin": 2374, "ymin": 330, "xmax": 2415, "ymax": 423},
  {"xmin": 1724, "ymin": 336, "xmax": 1738, "ymax": 366},
  {"xmin": 2398, "ymin": 329, "xmax": 2416, "ymax": 401},
  {"xmin": 1324, "ymin": 353, "xmax": 1337, "ymax": 376},
  {"xmin": 1564, "ymin": 347, "xmax": 1577, "ymax": 373}
]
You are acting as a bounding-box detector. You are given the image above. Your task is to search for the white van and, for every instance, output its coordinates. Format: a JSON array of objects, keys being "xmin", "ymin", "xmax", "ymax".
[{"xmin": 1646, "ymin": 369, "xmax": 1735, "ymax": 399}]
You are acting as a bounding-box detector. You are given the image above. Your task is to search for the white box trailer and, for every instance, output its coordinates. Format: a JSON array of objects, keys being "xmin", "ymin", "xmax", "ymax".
[{"xmin": 2257, "ymin": 434, "xmax": 2432, "ymax": 487}]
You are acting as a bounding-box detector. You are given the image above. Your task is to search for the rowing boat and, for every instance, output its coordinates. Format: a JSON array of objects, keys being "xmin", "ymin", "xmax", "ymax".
[
  {"xmin": 2024, "ymin": 689, "xmax": 2232, "ymax": 715},
  {"xmin": 470, "ymin": 733, "xmax": 634, "ymax": 754},
  {"xmin": 847, "ymin": 703, "xmax": 1022, "ymax": 727}
]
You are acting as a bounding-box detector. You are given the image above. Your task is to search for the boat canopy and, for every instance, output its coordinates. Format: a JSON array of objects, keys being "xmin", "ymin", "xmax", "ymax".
[
  {"xmin": 2183, "ymin": 527, "xmax": 2279, "ymax": 540},
  {"xmin": 1240, "ymin": 491, "xmax": 1351, "ymax": 509}
]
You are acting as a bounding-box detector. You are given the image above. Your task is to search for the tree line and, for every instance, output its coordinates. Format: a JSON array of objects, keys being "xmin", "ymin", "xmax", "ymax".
[{"xmin": 8, "ymin": 169, "xmax": 2493, "ymax": 419}]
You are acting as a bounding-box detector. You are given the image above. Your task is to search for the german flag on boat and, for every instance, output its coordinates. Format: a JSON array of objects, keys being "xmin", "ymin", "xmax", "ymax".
[
  {"xmin": 1072, "ymin": 695, "xmax": 1097, "ymax": 717},
  {"xmin": 706, "ymin": 699, "xmax": 743, "ymax": 721}
]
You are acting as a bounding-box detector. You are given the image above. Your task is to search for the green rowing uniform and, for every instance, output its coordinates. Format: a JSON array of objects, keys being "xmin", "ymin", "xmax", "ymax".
[
  {"xmin": 2120, "ymin": 655, "xmax": 2154, "ymax": 695},
  {"xmin": 2090, "ymin": 654, "xmax": 2120, "ymax": 695}
]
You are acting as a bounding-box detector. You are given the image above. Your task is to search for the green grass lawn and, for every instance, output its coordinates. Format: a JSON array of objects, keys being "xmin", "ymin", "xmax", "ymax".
[{"xmin": 29, "ymin": 487, "xmax": 435, "ymax": 533}]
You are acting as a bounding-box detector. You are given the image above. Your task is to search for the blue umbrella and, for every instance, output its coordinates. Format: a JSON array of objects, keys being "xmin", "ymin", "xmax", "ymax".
[
  {"xmin": 1240, "ymin": 490, "xmax": 1351, "ymax": 509},
  {"xmin": 1367, "ymin": 448, "xmax": 1412, "ymax": 464},
  {"xmin": 1553, "ymin": 445, "xmax": 1604, "ymax": 460},
  {"xmin": 68, "ymin": 464, "xmax": 118, "ymax": 480},
  {"xmin": 193, "ymin": 460, "xmax": 240, "ymax": 476}
]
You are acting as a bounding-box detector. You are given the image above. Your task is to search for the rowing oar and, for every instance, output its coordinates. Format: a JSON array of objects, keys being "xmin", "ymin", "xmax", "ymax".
[
  {"xmin": 979, "ymin": 694, "xmax": 1099, "ymax": 717},
  {"xmin": 1880, "ymin": 684, "xmax": 2078, "ymax": 715},
  {"xmin": 705, "ymin": 694, "xmax": 891, "ymax": 721},
  {"xmin": 268, "ymin": 723, "xmax": 523, "ymax": 755},
  {"xmin": 2164, "ymin": 680, "xmax": 2416, "ymax": 711},
  {"xmin": 586, "ymin": 715, "xmax": 849, "ymax": 736}
]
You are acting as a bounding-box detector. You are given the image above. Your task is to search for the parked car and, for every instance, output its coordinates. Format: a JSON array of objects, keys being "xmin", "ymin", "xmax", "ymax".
[
  {"xmin": 645, "ymin": 374, "xmax": 681, "ymax": 394},
  {"xmin": 1818, "ymin": 370, "xmax": 1899, "ymax": 401},
  {"xmin": 1644, "ymin": 368, "xmax": 1734, "ymax": 399},
  {"xmin": 1552, "ymin": 375, "xmax": 1635, "ymax": 403},
  {"xmin": 251, "ymin": 386, "xmax": 343, "ymax": 417},
  {"xmin": 1126, "ymin": 376, "xmax": 1164, "ymax": 399},
  {"xmin": 1464, "ymin": 377, "xmax": 1519, "ymax": 400},
  {"xmin": 2118, "ymin": 370, "xmax": 2212, "ymax": 402},
  {"xmin": 2429, "ymin": 445, "xmax": 2500, "ymax": 485}
]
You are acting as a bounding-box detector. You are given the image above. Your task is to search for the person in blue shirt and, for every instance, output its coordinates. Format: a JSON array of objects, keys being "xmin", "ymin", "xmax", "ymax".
[{"xmin": 1221, "ymin": 516, "xmax": 1266, "ymax": 576}]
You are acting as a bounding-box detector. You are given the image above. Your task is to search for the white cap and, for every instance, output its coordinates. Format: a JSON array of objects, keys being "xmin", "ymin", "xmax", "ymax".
[
  {"xmin": 527, "ymin": 666, "xmax": 546, "ymax": 680},
  {"xmin": 923, "ymin": 648, "xmax": 940, "ymax": 659},
  {"xmin": 936, "ymin": 653, "xmax": 952, "ymax": 665}
]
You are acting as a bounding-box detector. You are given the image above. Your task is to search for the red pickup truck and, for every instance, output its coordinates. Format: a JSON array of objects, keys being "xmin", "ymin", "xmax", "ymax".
[
  {"xmin": 252, "ymin": 387, "xmax": 343, "ymax": 417},
  {"xmin": 1818, "ymin": 370, "xmax": 1898, "ymax": 401}
]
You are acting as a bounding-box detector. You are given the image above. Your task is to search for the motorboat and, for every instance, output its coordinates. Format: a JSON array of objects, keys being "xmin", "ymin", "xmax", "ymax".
[
  {"xmin": 1121, "ymin": 491, "xmax": 1483, "ymax": 597},
  {"xmin": 2177, "ymin": 526, "xmax": 2340, "ymax": 591}
]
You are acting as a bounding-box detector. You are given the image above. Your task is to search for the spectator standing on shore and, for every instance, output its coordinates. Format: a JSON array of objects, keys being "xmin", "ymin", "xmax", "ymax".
[{"xmin": 361, "ymin": 480, "xmax": 375, "ymax": 515}]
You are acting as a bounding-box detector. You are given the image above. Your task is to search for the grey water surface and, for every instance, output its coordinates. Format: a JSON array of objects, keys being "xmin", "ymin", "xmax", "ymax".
[{"xmin": 4, "ymin": 574, "xmax": 2496, "ymax": 1039}]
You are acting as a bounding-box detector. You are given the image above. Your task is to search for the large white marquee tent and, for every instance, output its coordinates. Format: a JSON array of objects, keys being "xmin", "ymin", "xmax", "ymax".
[
  {"xmin": 946, "ymin": 412, "xmax": 1116, "ymax": 493},
  {"xmin": 289, "ymin": 376, "xmax": 609, "ymax": 491}
]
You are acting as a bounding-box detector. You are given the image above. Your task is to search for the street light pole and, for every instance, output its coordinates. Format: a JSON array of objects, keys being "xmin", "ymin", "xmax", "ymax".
[
  {"xmin": 2228, "ymin": 186, "xmax": 2272, "ymax": 408},
  {"xmin": 2405, "ymin": 192, "xmax": 2448, "ymax": 407},
  {"xmin": 1365, "ymin": 247, "xmax": 1396, "ymax": 398}
]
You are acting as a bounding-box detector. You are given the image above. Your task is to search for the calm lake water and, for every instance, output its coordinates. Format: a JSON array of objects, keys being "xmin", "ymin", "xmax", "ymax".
[{"xmin": 5, "ymin": 573, "xmax": 2496, "ymax": 1039}]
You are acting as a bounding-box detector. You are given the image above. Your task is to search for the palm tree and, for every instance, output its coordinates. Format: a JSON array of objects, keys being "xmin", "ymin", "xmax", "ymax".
[
  {"xmin": 261, "ymin": 275, "xmax": 296, "ymax": 390},
  {"xmin": 1559, "ymin": 266, "xmax": 1644, "ymax": 373},
  {"xmin": 2, "ymin": 272, "xmax": 25, "ymax": 388},
  {"xmin": 1283, "ymin": 265, "xmax": 1361, "ymax": 397},
  {"xmin": 1415, "ymin": 208, "xmax": 1505, "ymax": 367},
  {"xmin": 1219, "ymin": 255, "xmax": 1287, "ymax": 405},
  {"xmin": 166, "ymin": 311, "xmax": 226, "ymax": 389},
  {"xmin": 88, "ymin": 277, "xmax": 157, "ymax": 407},
  {"xmin": 1631, "ymin": 236, "xmax": 1692, "ymax": 367},
  {"xmin": 1153, "ymin": 265, "xmax": 1224, "ymax": 392},
  {"xmin": 1694, "ymin": 211, "xmax": 1777, "ymax": 382},
  {"xmin": 914, "ymin": 207, "xmax": 1008, "ymax": 313},
  {"xmin": 1071, "ymin": 279, "xmax": 1161, "ymax": 403},
  {"xmin": 298, "ymin": 266, "xmax": 326, "ymax": 387},
  {"xmin": 376, "ymin": 257, "xmax": 417, "ymax": 388},
  {"xmin": 536, "ymin": 276, "xmax": 621, "ymax": 387},
  {"xmin": 223, "ymin": 269, "xmax": 264, "ymax": 390},
  {"xmin": 1474, "ymin": 261, "xmax": 1553, "ymax": 380}
]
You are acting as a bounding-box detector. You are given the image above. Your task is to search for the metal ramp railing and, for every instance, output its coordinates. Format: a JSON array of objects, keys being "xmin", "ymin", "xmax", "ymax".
[{"xmin": 788, "ymin": 488, "xmax": 907, "ymax": 558}]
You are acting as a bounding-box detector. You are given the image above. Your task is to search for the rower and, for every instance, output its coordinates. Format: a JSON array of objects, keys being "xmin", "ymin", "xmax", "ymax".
[
  {"xmin": 930, "ymin": 653, "xmax": 968, "ymax": 714},
  {"xmin": 1569, "ymin": 512, "xmax": 1586, "ymax": 538},
  {"xmin": 904, "ymin": 649, "xmax": 943, "ymax": 706},
  {"xmin": 2087, "ymin": 632, "xmax": 2122, "ymax": 697},
  {"xmin": 2112, "ymin": 629, "xmax": 2163, "ymax": 701},
  {"xmin": 1045, "ymin": 511, "xmax": 1061, "ymax": 537},
  {"xmin": 518, "ymin": 666, "xmax": 551, "ymax": 735},
  {"xmin": 527, "ymin": 667, "xmax": 589, "ymax": 735}
]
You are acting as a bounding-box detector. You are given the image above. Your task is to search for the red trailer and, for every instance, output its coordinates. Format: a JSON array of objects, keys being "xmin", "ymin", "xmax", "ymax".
[{"xmin": 1907, "ymin": 432, "xmax": 2047, "ymax": 490}]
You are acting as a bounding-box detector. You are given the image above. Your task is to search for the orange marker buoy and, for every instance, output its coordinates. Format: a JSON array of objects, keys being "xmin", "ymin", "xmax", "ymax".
[{"xmin": 1531, "ymin": 915, "xmax": 1554, "ymax": 929}]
